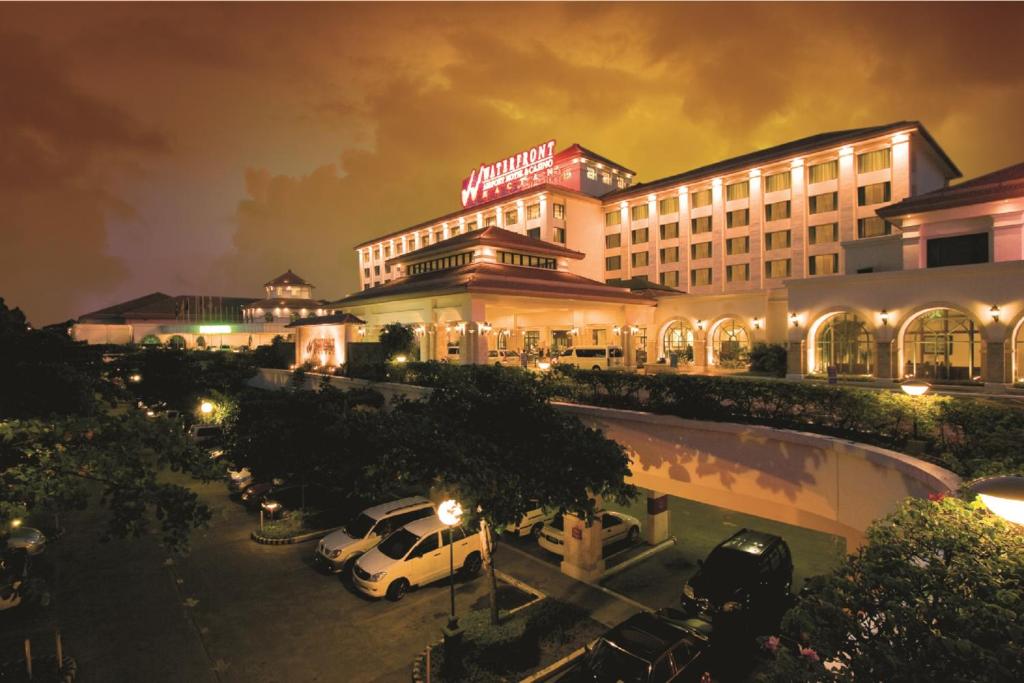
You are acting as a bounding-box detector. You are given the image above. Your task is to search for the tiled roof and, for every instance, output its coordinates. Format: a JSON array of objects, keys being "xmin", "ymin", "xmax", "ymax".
[
  {"xmin": 286, "ymin": 312, "xmax": 365, "ymax": 328},
  {"xmin": 604, "ymin": 121, "xmax": 961, "ymax": 202},
  {"xmin": 78, "ymin": 293, "xmax": 255, "ymax": 324},
  {"xmin": 878, "ymin": 161, "xmax": 1024, "ymax": 219},
  {"xmin": 335, "ymin": 261, "xmax": 658, "ymax": 307},
  {"xmin": 264, "ymin": 269, "xmax": 313, "ymax": 288},
  {"xmin": 388, "ymin": 226, "xmax": 583, "ymax": 266}
]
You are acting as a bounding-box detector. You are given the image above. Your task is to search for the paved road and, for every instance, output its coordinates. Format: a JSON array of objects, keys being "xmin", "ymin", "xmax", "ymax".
[{"xmin": 2, "ymin": 476, "xmax": 494, "ymax": 683}]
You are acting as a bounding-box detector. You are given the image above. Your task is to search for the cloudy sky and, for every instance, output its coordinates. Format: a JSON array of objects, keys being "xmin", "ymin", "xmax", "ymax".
[{"xmin": 2, "ymin": 2, "xmax": 1023, "ymax": 325}]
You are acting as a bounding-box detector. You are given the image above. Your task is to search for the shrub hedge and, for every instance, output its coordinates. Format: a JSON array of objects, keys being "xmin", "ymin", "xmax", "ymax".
[{"xmin": 395, "ymin": 361, "xmax": 1024, "ymax": 480}]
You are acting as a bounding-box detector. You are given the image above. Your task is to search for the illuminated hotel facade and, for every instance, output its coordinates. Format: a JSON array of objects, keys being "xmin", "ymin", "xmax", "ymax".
[{"xmin": 331, "ymin": 121, "xmax": 1024, "ymax": 388}]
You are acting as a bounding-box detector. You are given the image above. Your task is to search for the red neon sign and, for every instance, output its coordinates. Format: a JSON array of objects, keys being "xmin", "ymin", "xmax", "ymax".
[{"xmin": 460, "ymin": 140, "xmax": 557, "ymax": 208}]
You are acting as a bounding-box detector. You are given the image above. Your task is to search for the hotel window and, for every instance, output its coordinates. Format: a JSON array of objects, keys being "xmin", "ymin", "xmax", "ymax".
[
  {"xmin": 553, "ymin": 227, "xmax": 566, "ymax": 244},
  {"xmin": 631, "ymin": 204, "xmax": 650, "ymax": 221},
  {"xmin": 450, "ymin": 227, "xmax": 461, "ymax": 236},
  {"xmin": 691, "ymin": 188, "xmax": 713, "ymax": 208},
  {"xmin": 606, "ymin": 255, "xmax": 622, "ymax": 271},
  {"xmin": 527, "ymin": 227, "xmax": 541, "ymax": 239},
  {"xmin": 691, "ymin": 215, "xmax": 712, "ymax": 234},
  {"xmin": 553, "ymin": 203, "xmax": 565, "ymax": 220},
  {"xmin": 484, "ymin": 215, "xmax": 497, "ymax": 227},
  {"xmin": 632, "ymin": 228, "xmax": 649, "ymax": 244},
  {"xmin": 691, "ymin": 241, "xmax": 712, "ymax": 260},
  {"xmin": 857, "ymin": 148, "xmax": 891, "ymax": 173},
  {"xmin": 660, "ymin": 246, "xmax": 679, "ymax": 264},
  {"xmin": 375, "ymin": 248, "xmax": 382, "ymax": 260},
  {"xmin": 498, "ymin": 251, "xmax": 557, "ymax": 269},
  {"xmin": 809, "ymin": 253, "xmax": 839, "ymax": 275},
  {"xmin": 363, "ymin": 268, "xmax": 370, "ymax": 278},
  {"xmin": 727, "ymin": 208, "xmax": 749, "ymax": 228},
  {"xmin": 809, "ymin": 223, "xmax": 838, "ymax": 245},
  {"xmin": 660, "ymin": 271, "xmax": 680, "ymax": 287},
  {"xmin": 807, "ymin": 160, "xmax": 838, "ymax": 184},
  {"xmin": 726, "ymin": 236, "xmax": 750, "ymax": 255},
  {"xmin": 526, "ymin": 203, "xmax": 541, "ymax": 220},
  {"xmin": 466, "ymin": 221, "xmax": 477, "ymax": 231},
  {"xmin": 765, "ymin": 258, "xmax": 791, "ymax": 279},
  {"xmin": 602, "ymin": 173, "xmax": 612, "ymax": 185},
  {"xmin": 858, "ymin": 181, "xmax": 891, "ymax": 206},
  {"xmin": 660, "ymin": 222, "xmax": 679, "ymax": 239},
  {"xmin": 691, "ymin": 268, "xmax": 713, "ymax": 286},
  {"xmin": 858, "ymin": 217, "xmax": 891, "ymax": 238},
  {"xmin": 505, "ymin": 209, "xmax": 519, "ymax": 225},
  {"xmin": 765, "ymin": 230, "xmax": 792, "ymax": 250},
  {"xmin": 587, "ymin": 167, "xmax": 597, "ymax": 180},
  {"xmin": 632, "ymin": 251, "xmax": 649, "ymax": 267},
  {"xmin": 384, "ymin": 245, "xmax": 392, "ymax": 257},
  {"xmin": 727, "ymin": 263, "xmax": 750, "ymax": 282},
  {"xmin": 385, "ymin": 264, "xmax": 392, "ymax": 273},
  {"xmin": 808, "ymin": 191, "xmax": 838, "ymax": 214},
  {"xmin": 605, "ymin": 210, "xmax": 622, "ymax": 227},
  {"xmin": 927, "ymin": 233, "xmax": 989, "ymax": 268},
  {"xmin": 765, "ymin": 200, "xmax": 791, "ymax": 222},
  {"xmin": 764, "ymin": 171, "xmax": 791, "ymax": 192},
  {"xmin": 726, "ymin": 180, "xmax": 749, "ymax": 201},
  {"xmin": 434, "ymin": 230, "xmax": 444, "ymax": 242},
  {"xmin": 659, "ymin": 196, "xmax": 679, "ymax": 214},
  {"xmin": 616, "ymin": 177, "xmax": 626, "ymax": 189},
  {"xmin": 407, "ymin": 251, "xmax": 475, "ymax": 275},
  {"xmin": 605, "ymin": 233, "xmax": 621, "ymax": 248},
  {"xmin": 374, "ymin": 265, "xmax": 380, "ymax": 275}
]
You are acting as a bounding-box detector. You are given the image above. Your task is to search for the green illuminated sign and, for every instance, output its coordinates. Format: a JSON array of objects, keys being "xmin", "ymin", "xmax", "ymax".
[{"xmin": 198, "ymin": 325, "xmax": 232, "ymax": 334}]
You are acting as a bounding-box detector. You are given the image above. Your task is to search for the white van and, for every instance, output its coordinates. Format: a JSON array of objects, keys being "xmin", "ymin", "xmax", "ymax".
[
  {"xmin": 353, "ymin": 516, "xmax": 483, "ymax": 600},
  {"xmin": 314, "ymin": 497, "xmax": 435, "ymax": 573},
  {"xmin": 555, "ymin": 345, "xmax": 625, "ymax": 370},
  {"xmin": 487, "ymin": 349, "xmax": 521, "ymax": 366}
]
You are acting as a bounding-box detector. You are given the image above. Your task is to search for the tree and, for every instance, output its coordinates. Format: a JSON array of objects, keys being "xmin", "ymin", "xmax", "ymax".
[
  {"xmin": 388, "ymin": 366, "xmax": 637, "ymax": 625},
  {"xmin": 757, "ymin": 496, "xmax": 1024, "ymax": 682},
  {"xmin": 749, "ymin": 343, "xmax": 788, "ymax": 377},
  {"xmin": 378, "ymin": 322, "xmax": 416, "ymax": 361}
]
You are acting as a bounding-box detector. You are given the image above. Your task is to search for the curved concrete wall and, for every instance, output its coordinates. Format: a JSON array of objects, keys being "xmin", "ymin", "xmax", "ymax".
[{"xmin": 556, "ymin": 402, "xmax": 961, "ymax": 550}]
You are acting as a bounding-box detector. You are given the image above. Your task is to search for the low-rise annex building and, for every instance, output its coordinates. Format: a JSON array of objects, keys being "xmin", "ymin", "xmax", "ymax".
[{"xmin": 72, "ymin": 269, "xmax": 329, "ymax": 350}]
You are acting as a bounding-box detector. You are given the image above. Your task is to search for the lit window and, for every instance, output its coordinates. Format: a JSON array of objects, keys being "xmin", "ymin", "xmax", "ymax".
[
  {"xmin": 632, "ymin": 228, "xmax": 649, "ymax": 244},
  {"xmin": 690, "ymin": 268, "xmax": 713, "ymax": 286},
  {"xmin": 858, "ymin": 148, "xmax": 892, "ymax": 173},
  {"xmin": 631, "ymin": 204, "xmax": 649, "ymax": 221},
  {"xmin": 727, "ymin": 209, "xmax": 749, "ymax": 228},
  {"xmin": 660, "ymin": 247, "xmax": 679, "ymax": 264},
  {"xmin": 727, "ymin": 236, "xmax": 750, "ymax": 255},
  {"xmin": 660, "ymin": 222, "xmax": 679, "ymax": 239},
  {"xmin": 505, "ymin": 209, "xmax": 519, "ymax": 225},
  {"xmin": 809, "ymin": 223, "xmax": 838, "ymax": 245},
  {"xmin": 765, "ymin": 200, "xmax": 791, "ymax": 222},
  {"xmin": 726, "ymin": 181, "xmax": 749, "ymax": 201},
  {"xmin": 659, "ymin": 271, "xmax": 680, "ymax": 287},
  {"xmin": 498, "ymin": 251, "xmax": 557, "ymax": 269},
  {"xmin": 631, "ymin": 251, "xmax": 649, "ymax": 267},
  {"xmin": 809, "ymin": 191, "xmax": 838, "ymax": 214},
  {"xmin": 659, "ymin": 196, "xmax": 679, "ymax": 214},
  {"xmin": 602, "ymin": 173, "xmax": 611, "ymax": 185},
  {"xmin": 586, "ymin": 167, "xmax": 598, "ymax": 180},
  {"xmin": 858, "ymin": 182, "xmax": 891, "ymax": 206},
  {"xmin": 809, "ymin": 253, "xmax": 839, "ymax": 275},
  {"xmin": 808, "ymin": 160, "xmax": 838, "ymax": 184},
  {"xmin": 691, "ymin": 241, "xmax": 712, "ymax": 260},
  {"xmin": 691, "ymin": 216, "xmax": 713, "ymax": 234},
  {"xmin": 606, "ymin": 255, "xmax": 622, "ymax": 270},
  {"xmin": 605, "ymin": 233, "xmax": 621, "ymax": 248},
  {"xmin": 605, "ymin": 210, "xmax": 621, "ymax": 227},
  {"xmin": 616, "ymin": 177, "xmax": 626, "ymax": 189},
  {"xmin": 765, "ymin": 258, "xmax": 791, "ymax": 278},
  {"xmin": 765, "ymin": 230, "xmax": 792, "ymax": 250},
  {"xmin": 764, "ymin": 171, "xmax": 791, "ymax": 192},
  {"xmin": 726, "ymin": 263, "xmax": 750, "ymax": 282},
  {"xmin": 526, "ymin": 227, "xmax": 541, "ymax": 239},
  {"xmin": 691, "ymin": 189, "xmax": 713, "ymax": 208},
  {"xmin": 553, "ymin": 203, "xmax": 565, "ymax": 220},
  {"xmin": 553, "ymin": 227, "xmax": 566, "ymax": 244},
  {"xmin": 858, "ymin": 217, "xmax": 890, "ymax": 238},
  {"xmin": 526, "ymin": 203, "xmax": 541, "ymax": 220}
]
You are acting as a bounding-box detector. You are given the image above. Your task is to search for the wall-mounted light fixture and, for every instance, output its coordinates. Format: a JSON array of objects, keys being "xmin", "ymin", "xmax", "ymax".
[
  {"xmin": 357, "ymin": 326, "xmax": 366, "ymax": 337},
  {"xmin": 569, "ymin": 327, "xmax": 580, "ymax": 337},
  {"xmin": 880, "ymin": 309, "xmax": 889, "ymax": 326},
  {"xmin": 752, "ymin": 317, "xmax": 761, "ymax": 330},
  {"xmin": 413, "ymin": 324, "xmax": 426, "ymax": 336},
  {"xmin": 789, "ymin": 313, "xmax": 800, "ymax": 328},
  {"xmin": 990, "ymin": 305, "xmax": 1001, "ymax": 323},
  {"xmin": 696, "ymin": 319, "xmax": 704, "ymax": 331},
  {"xmin": 612, "ymin": 325, "xmax": 622, "ymax": 335},
  {"xmin": 628, "ymin": 325, "xmax": 640, "ymax": 335},
  {"xmin": 478, "ymin": 321, "xmax": 492, "ymax": 335}
]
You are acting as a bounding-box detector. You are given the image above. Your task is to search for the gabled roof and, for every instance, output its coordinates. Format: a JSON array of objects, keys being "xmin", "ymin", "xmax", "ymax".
[
  {"xmin": 878, "ymin": 160, "xmax": 1024, "ymax": 220},
  {"xmin": 389, "ymin": 226, "xmax": 583, "ymax": 266},
  {"xmin": 286, "ymin": 312, "xmax": 365, "ymax": 328},
  {"xmin": 264, "ymin": 269, "xmax": 313, "ymax": 288},
  {"xmin": 335, "ymin": 261, "xmax": 658, "ymax": 307},
  {"xmin": 604, "ymin": 121, "xmax": 961, "ymax": 203}
]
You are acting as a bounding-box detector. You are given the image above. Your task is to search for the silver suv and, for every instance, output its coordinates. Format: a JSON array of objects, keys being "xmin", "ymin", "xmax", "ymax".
[{"xmin": 314, "ymin": 497, "xmax": 435, "ymax": 573}]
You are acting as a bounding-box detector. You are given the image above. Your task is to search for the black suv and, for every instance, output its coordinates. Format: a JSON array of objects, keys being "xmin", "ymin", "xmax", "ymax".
[
  {"xmin": 559, "ymin": 609, "xmax": 715, "ymax": 683},
  {"xmin": 681, "ymin": 529, "xmax": 793, "ymax": 629}
]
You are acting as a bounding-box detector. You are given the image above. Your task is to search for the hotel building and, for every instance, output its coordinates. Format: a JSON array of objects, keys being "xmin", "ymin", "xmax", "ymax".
[{"xmin": 326, "ymin": 122, "xmax": 1024, "ymax": 388}]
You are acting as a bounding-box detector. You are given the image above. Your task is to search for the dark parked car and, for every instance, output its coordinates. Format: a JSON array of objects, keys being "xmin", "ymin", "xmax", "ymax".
[
  {"xmin": 239, "ymin": 480, "xmax": 285, "ymax": 510},
  {"xmin": 559, "ymin": 610, "xmax": 714, "ymax": 683},
  {"xmin": 260, "ymin": 485, "xmax": 349, "ymax": 527},
  {"xmin": 680, "ymin": 529, "xmax": 792, "ymax": 629}
]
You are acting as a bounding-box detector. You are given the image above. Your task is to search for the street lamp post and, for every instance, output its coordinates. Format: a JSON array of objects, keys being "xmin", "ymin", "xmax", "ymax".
[
  {"xmin": 899, "ymin": 380, "xmax": 931, "ymax": 443},
  {"xmin": 437, "ymin": 499, "xmax": 463, "ymax": 675},
  {"xmin": 967, "ymin": 476, "xmax": 1024, "ymax": 526}
]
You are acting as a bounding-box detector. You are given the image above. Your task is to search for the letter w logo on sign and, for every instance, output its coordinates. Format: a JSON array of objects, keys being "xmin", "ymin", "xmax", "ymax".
[{"xmin": 460, "ymin": 140, "xmax": 556, "ymax": 208}]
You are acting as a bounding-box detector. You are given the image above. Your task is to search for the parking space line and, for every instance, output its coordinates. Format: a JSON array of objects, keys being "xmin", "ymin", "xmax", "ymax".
[{"xmin": 602, "ymin": 536, "xmax": 677, "ymax": 580}]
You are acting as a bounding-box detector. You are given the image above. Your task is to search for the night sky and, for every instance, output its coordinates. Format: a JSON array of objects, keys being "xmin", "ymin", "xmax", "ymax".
[{"xmin": 2, "ymin": 2, "xmax": 1024, "ymax": 326}]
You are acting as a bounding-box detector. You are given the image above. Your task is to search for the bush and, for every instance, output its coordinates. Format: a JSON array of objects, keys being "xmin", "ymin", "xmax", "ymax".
[{"xmin": 749, "ymin": 343, "xmax": 788, "ymax": 377}]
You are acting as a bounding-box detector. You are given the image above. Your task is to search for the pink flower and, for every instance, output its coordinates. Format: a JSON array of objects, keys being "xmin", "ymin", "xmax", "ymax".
[
  {"xmin": 799, "ymin": 647, "xmax": 820, "ymax": 662},
  {"xmin": 763, "ymin": 636, "xmax": 781, "ymax": 653},
  {"xmin": 928, "ymin": 491, "xmax": 948, "ymax": 502}
]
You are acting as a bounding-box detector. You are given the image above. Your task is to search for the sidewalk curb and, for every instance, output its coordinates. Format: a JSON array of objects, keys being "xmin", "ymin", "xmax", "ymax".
[
  {"xmin": 250, "ymin": 525, "xmax": 343, "ymax": 545},
  {"xmin": 518, "ymin": 645, "xmax": 586, "ymax": 683},
  {"xmin": 601, "ymin": 536, "xmax": 677, "ymax": 580}
]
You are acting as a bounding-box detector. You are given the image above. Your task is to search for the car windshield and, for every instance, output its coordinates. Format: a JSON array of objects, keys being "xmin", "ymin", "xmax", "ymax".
[
  {"xmin": 345, "ymin": 513, "xmax": 376, "ymax": 539},
  {"xmin": 582, "ymin": 639, "xmax": 649, "ymax": 683},
  {"xmin": 550, "ymin": 514, "xmax": 564, "ymax": 531},
  {"xmin": 377, "ymin": 528, "xmax": 418, "ymax": 560}
]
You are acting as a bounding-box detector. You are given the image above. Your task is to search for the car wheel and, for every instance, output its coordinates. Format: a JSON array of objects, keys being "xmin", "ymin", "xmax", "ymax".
[
  {"xmin": 627, "ymin": 526, "xmax": 640, "ymax": 543},
  {"xmin": 592, "ymin": 365, "xmax": 601, "ymax": 371},
  {"xmin": 462, "ymin": 552, "xmax": 483, "ymax": 577},
  {"xmin": 530, "ymin": 522, "xmax": 545, "ymax": 540},
  {"xmin": 386, "ymin": 578, "xmax": 409, "ymax": 601}
]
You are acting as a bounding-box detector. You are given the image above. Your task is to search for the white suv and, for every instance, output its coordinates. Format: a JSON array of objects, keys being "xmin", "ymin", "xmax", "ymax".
[
  {"xmin": 555, "ymin": 346, "xmax": 625, "ymax": 370},
  {"xmin": 314, "ymin": 497, "xmax": 434, "ymax": 573},
  {"xmin": 353, "ymin": 516, "xmax": 483, "ymax": 601}
]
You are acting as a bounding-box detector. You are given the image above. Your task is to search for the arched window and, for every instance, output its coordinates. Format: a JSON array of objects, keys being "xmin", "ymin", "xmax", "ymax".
[
  {"xmin": 168, "ymin": 335, "xmax": 187, "ymax": 350},
  {"xmin": 662, "ymin": 321, "xmax": 694, "ymax": 362},
  {"xmin": 904, "ymin": 309, "xmax": 981, "ymax": 382},
  {"xmin": 815, "ymin": 313, "xmax": 873, "ymax": 375},
  {"xmin": 1016, "ymin": 324, "xmax": 1024, "ymax": 383},
  {"xmin": 712, "ymin": 319, "xmax": 749, "ymax": 367},
  {"xmin": 140, "ymin": 334, "xmax": 161, "ymax": 346}
]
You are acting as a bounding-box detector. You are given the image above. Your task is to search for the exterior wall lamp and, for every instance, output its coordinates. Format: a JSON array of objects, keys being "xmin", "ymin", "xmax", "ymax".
[
  {"xmin": 789, "ymin": 313, "xmax": 799, "ymax": 328},
  {"xmin": 990, "ymin": 305, "xmax": 1001, "ymax": 323},
  {"xmin": 357, "ymin": 326, "xmax": 366, "ymax": 337},
  {"xmin": 752, "ymin": 317, "xmax": 761, "ymax": 330},
  {"xmin": 880, "ymin": 309, "xmax": 889, "ymax": 326},
  {"xmin": 696, "ymin": 319, "xmax": 704, "ymax": 331},
  {"xmin": 628, "ymin": 325, "xmax": 640, "ymax": 335},
  {"xmin": 612, "ymin": 325, "xmax": 622, "ymax": 335},
  {"xmin": 478, "ymin": 322, "xmax": 492, "ymax": 335},
  {"xmin": 413, "ymin": 325, "xmax": 426, "ymax": 336},
  {"xmin": 569, "ymin": 327, "xmax": 580, "ymax": 337}
]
